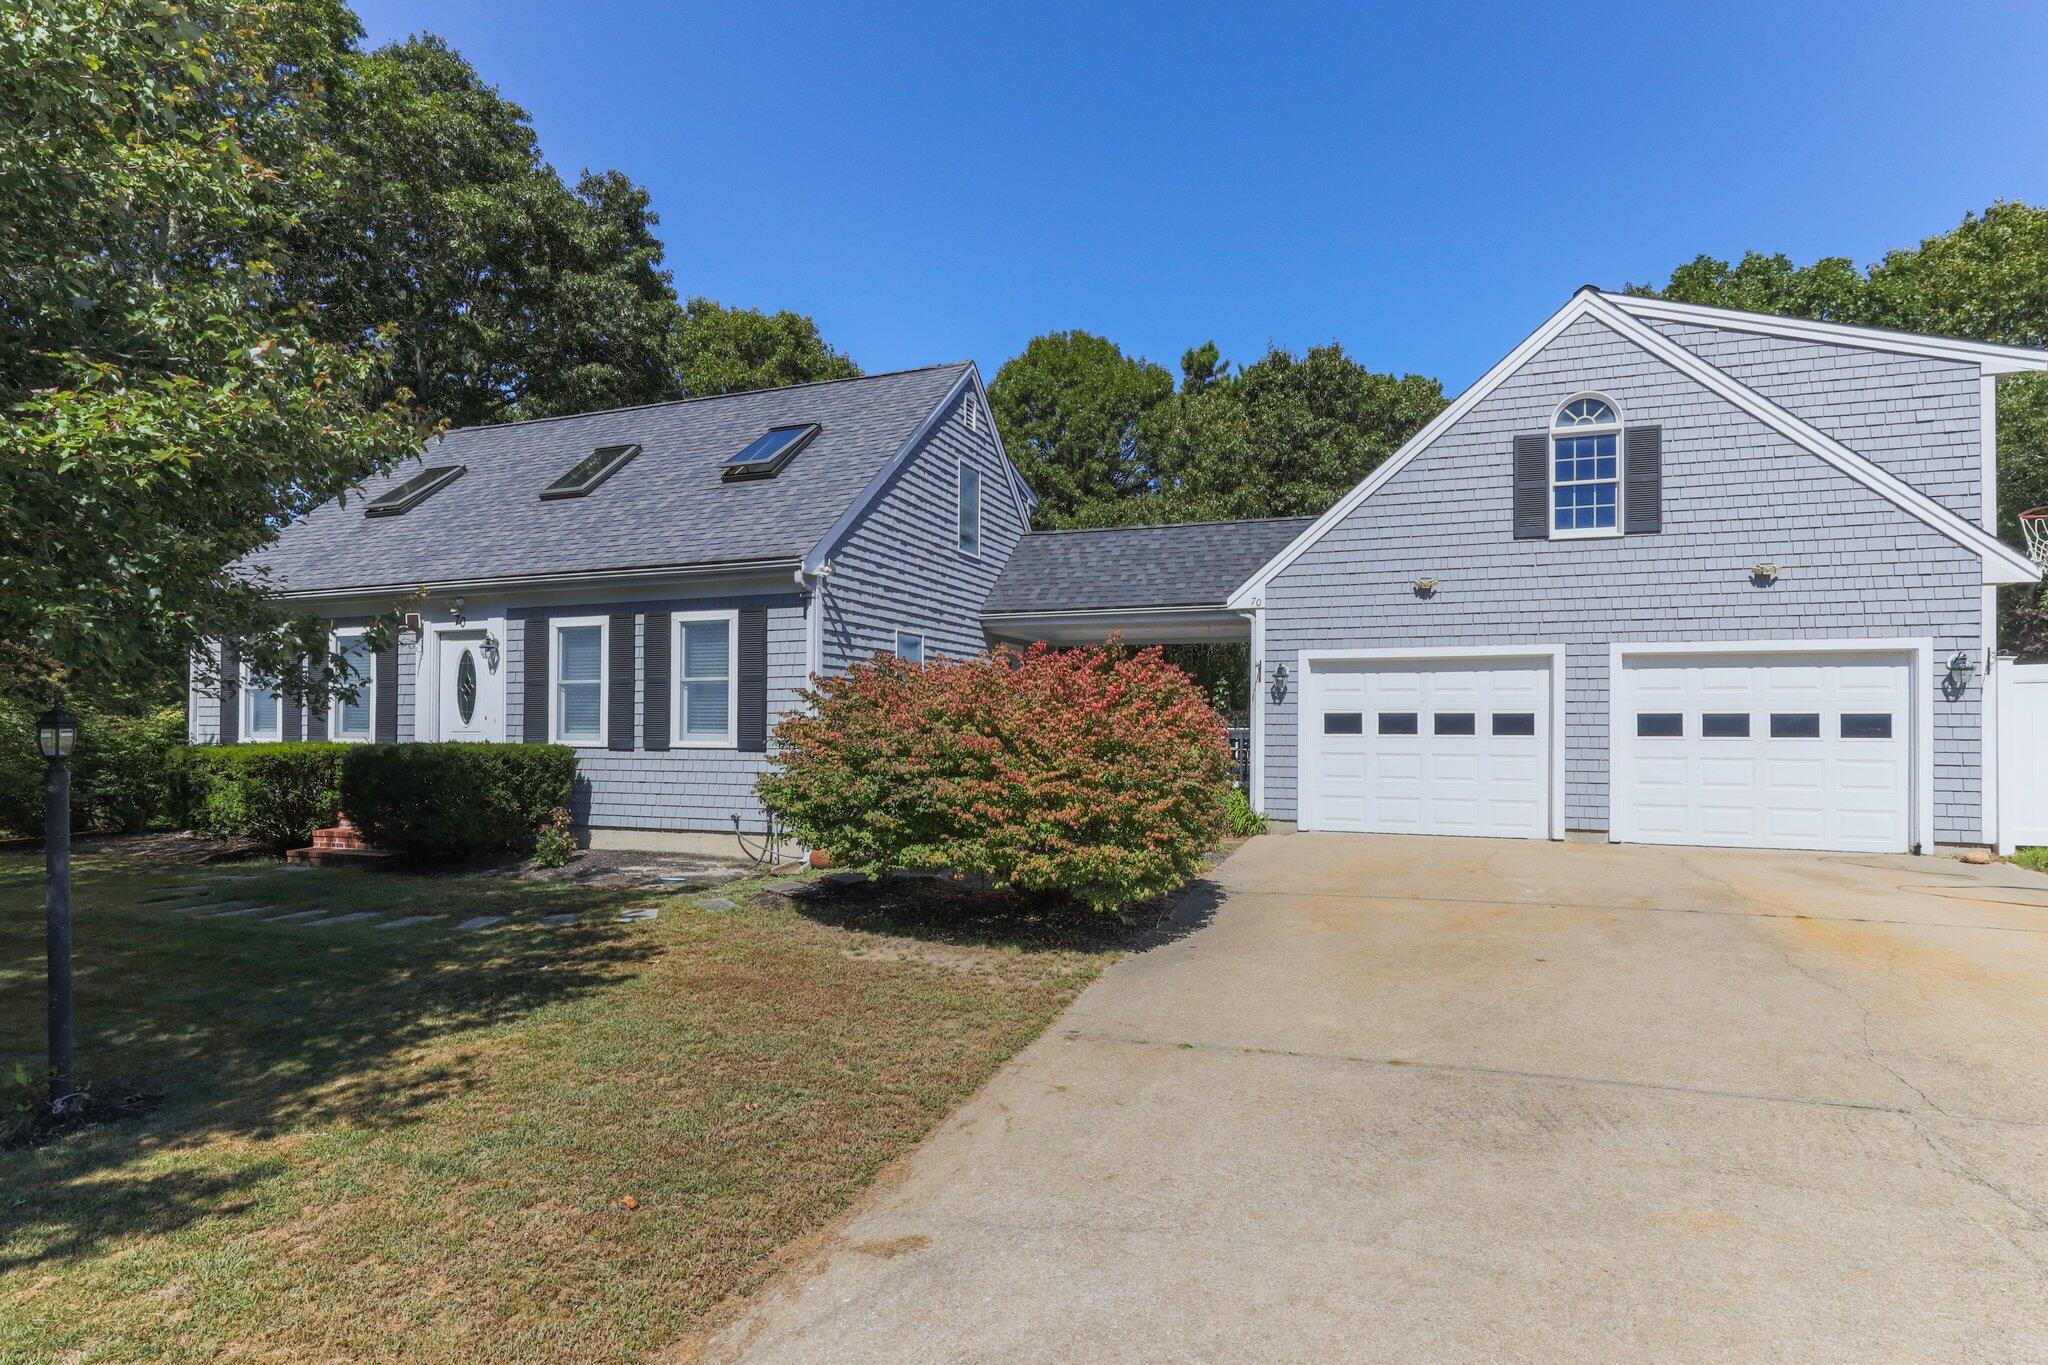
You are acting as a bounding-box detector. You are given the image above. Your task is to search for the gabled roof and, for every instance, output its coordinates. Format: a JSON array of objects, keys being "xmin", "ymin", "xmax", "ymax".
[
  {"xmin": 1605, "ymin": 292, "xmax": 2048, "ymax": 375},
  {"xmin": 984, "ymin": 517, "xmax": 1315, "ymax": 615},
  {"xmin": 1228, "ymin": 289, "xmax": 2043, "ymax": 608},
  {"xmin": 245, "ymin": 363, "xmax": 1017, "ymax": 597}
]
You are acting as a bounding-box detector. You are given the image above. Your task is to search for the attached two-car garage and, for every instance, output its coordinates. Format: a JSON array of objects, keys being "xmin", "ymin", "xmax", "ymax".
[{"xmin": 1299, "ymin": 644, "xmax": 1923, "ymax": 854}]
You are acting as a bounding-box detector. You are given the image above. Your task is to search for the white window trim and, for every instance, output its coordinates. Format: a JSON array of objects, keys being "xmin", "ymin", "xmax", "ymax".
[
  {"xmin": 1550, "ymin": 392, "xmax": 1624, "ymax": 541},
  {"xmin": 671, "ymin": 608, "xmax": 739, "ymax": 749},
  {"xmin": 327, "ymin": 628, "xmax": 376, "ymax": 742},
  {"xmin": 894, "ymin": 628, "xmax": 926, "ymax": 663},
  {"xmin": 548, "ymin": 614, "xmax": 610, "ymax": 748},
  {"xmin": 239, "ymin": 659, "xmax": 284, "ymax": 743},
  {"xmin": 957, "ymin": 460, "xmax": 982, "ymax": 558}
]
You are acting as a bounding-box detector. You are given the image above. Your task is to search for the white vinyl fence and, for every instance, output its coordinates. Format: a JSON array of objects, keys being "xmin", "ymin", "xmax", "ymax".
[{"xmin": 1997, "ymin": 660, "xmax": 2048, "ymax": 855}]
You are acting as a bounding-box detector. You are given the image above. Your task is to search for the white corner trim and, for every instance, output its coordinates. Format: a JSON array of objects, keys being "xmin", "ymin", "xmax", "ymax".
[
  {"xmin": 1292, "ymin": 645, "xmax": 1568, "ymax": 840},
  {"xmin": 1225, "ymin": 290, "xmax": 2040, "ymax": 608},
  {"xmin": 1583, "ymin": 294, "xmax": 2039, "ymax": 586},
  {"xmin": 1246, "ymin": 607, "xmax": 1266, "ymax": 811},
  {"xmin": 1606, "ymin": 292, "xmax": 2048, "ymax": 375},
  {"xmin": 1606, "ymin": 637, "xmax": 1936, "ymax": 855}
]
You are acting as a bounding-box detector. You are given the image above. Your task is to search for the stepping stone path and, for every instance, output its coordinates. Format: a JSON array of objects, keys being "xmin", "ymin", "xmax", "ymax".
[
  {"xmin": 266, "ymin": 909, "xmax": 328, "ymax": 923},
  {"xmin": 696, "ymin": 897, "xmax": 737, "ymax": 912},
  {"xmin": 376, "ymin": 915, "xmax": 439, "ymax": 930},
  {"xmin": 456, "ymin": 915, "xmax": 505, "ymax": 931},
  {"xmin": 307, "ymin": 912, "xmax": 382, "ymax": 927},
  {"xmin": 542, "ymin": 911, "xmax": 583, "ymax": 925},
  {"xmin": 760, "ymin": 879, "xmax": 811, "ymax": 899},
  {"xmin": 617, "ymin": 907, "xmax": 659, "ymax": 923}
]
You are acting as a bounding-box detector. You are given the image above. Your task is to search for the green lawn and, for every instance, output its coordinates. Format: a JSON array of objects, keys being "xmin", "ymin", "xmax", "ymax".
[{"xmin": 0, "ymin": 846, "xmax": 1119, "ymax": 1361}]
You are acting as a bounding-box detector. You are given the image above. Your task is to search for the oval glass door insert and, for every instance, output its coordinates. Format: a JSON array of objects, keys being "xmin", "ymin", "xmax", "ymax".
[{"xmin": 457, "ymin": 649, "xmax": 478, "ymax": 724}]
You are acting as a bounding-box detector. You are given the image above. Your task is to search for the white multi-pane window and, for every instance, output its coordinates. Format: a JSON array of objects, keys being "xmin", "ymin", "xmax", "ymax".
[
  {"xmin": 1551, "ymin": 394, "xmax": 1621, "ymax": 536},
  {"xmin": 894, "ymin": 630, "xmax": 925, "ymax": 664},
  {"xmin": 329, "ymin": 631, "xmax": 375, "ymax": 740},
  {"xmin": 552, "ymin": 619, "xmax": 607, "ymax": 745},
  {"xmin": 957, "ymin": 461, "xmax": 982, "ymax": 556},
  {"xmin": 240, "ymin": 661, "xmax": 283, "ymax": 742},
  {"xmin": 674, "ymin": 612, "xmax": 735, "ymax": 746}
]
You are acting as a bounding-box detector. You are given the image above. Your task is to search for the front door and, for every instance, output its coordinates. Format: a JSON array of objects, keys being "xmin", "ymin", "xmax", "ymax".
[{"xmin": 436, "ymin": 630, "xmax": 503, "ymax": 742}]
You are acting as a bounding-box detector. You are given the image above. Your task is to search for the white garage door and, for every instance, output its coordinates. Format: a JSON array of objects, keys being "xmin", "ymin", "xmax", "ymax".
[
  {"xmin": 1614, "ymin": 650, "xmax": 1912, "ymax": 853},
  {"xmin": 1306, "ymin": 658, "xmax": 1550, "ymax": 838}
]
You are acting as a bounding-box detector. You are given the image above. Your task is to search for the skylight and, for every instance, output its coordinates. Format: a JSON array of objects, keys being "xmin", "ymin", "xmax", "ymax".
[
  {"xmin": 363, "ymin": 465, "xmax": 466, "ymax": 517},
  {"xmin": 540, "ymin": 442, "xmax": 639, "ymax": 500},
  {"xmin": 722, "ymin": 423, "xmax": 819, "ymax": 481}
]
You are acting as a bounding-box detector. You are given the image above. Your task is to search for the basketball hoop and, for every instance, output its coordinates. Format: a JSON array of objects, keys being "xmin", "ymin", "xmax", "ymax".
[{"xmin": 2022, "ymin": 507, "xmax": 2048, "ymax": 568}]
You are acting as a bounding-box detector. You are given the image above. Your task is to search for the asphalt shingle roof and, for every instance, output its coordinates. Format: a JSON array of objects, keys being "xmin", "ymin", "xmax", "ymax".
[
  {"xmin": 982, "ymin": 517, "xmax": 1316, "ymax": 614},
  {"xmin": 243, "ymin": 363, "xmax": 972, "ymax": 594}
]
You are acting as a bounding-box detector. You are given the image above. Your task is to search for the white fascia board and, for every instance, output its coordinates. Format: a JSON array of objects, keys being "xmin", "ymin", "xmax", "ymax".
[
  {"xmin": 1226, "ymin": 293, "xmax": 1602, "ymax": 608},
  {"xmin": 802, "ymin": 366, "xmax": 977, "ymax": 574},
  {"xmin": 1606, "ymin": 293, "xmax": 2048, "ymax": 374},
  {"xmin": 1583, "ymin": 294, "xmax": 2041, "ymax": 586}
]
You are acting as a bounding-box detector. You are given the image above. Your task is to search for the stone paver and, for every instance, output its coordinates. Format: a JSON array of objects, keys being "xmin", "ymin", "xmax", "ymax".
[
  {"xmin": 208, "ymin": 905, "xmax": 274, "ymax": 918},
  {"xmin": 264, "ymin": 909, "xmax": 328, "ymax": 923},
  {"xmin": 617, "ymin": 907, "xmax": 659, "ymax": 923},
  {"xmin": 455, "ymin": 915, "xmax": 505, "ymax": 931},
  {"xmin": 696, "ymin": 897, "xmax": 737, "ymax": 912},
  {"xmin": 712, "ymin": 835, "xmax": 2048, "ymax": 1363},
  {"xmin": 543, "ymin": 911, "xmax": 583, "ymax": 925},
  {"xmin": 375, "ymin": 915, "xmax": 439, "ymax": 930},
  {"xmin": 305, "ymin": 911, "xmax": 382, "ymax": 926}
]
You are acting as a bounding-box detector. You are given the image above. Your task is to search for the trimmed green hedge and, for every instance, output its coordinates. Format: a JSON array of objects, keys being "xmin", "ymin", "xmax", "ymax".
[
  {"xmin": 340, "ymin": 744, "xmax": 578, "ymax": 856},
  {"xmin": 182, "ymin": 743, "xmax": 346, "ymax": 849}
]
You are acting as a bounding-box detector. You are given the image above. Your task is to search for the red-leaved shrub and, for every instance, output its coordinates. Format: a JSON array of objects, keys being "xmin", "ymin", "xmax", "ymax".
[{"xmin": 758, "ymin": 641, "xmax": 1233, "ymax": 911}]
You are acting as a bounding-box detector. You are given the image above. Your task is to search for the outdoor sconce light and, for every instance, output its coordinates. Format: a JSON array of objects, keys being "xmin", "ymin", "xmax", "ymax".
[
  {"xmin": 1750, "ymin": 562, "xmax": 1781, "ymax": 586},
  {"xmin": 1413, "ymin": 576, "xmax": 1439, "ymax": 598},
  {"xmin": 481, "ymin": 630, "xmax": 502, "ymax": 672},
  {"xmin": 1268, "ymin": 662, "xmax": 1290, "ymax": 705},
  {"xmin": 449, "ymin": 596, "xmax": 467, "ymax": 626},
  {"xmin": 1947, "ymin": 651, "xmax": 1977, "ymax": 689},
  {"xmin": 36, "ymin": 705, "xmax": 78, "ymax": 761}
]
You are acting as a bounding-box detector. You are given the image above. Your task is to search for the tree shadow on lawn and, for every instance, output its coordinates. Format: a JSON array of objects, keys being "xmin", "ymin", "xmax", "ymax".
[
  {"xmin": 0, "ymin": 849, "xmax": 661, "ymax": 1272},
  {"xmin": 783, "ymin": 871, "xmax": 1224, "ymax": 956}
]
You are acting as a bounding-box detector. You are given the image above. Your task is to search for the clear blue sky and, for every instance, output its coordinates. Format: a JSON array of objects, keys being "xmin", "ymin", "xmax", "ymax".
[{"xmin": 353, "ymin": 1, "xmax": 2048, "ymax": 393}]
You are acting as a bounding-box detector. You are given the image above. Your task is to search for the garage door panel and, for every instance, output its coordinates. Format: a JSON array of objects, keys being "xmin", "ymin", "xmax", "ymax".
[
  {"xmin": 1616, "ymin": 651, "xmax": 1910, "ymax": 854},
  {"xmin": 1308, "ymin": 658, "xmax": 1551, "ymax": 840}
]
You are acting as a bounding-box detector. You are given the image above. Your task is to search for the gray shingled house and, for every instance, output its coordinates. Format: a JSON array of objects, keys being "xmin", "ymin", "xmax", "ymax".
[{"xmin": 196, "ymin": 290, "xmax": 2048, "ymax": 855}]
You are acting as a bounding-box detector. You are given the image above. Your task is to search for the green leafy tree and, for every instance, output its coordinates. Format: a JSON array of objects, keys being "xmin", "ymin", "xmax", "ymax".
[
  {"xmin": 1141, "ymin": 342, "xmax": 1446, "ymax": 522},
  {"xmin": 282, "ymin": 35, "xmax": 682, "ymax": 426},
  {"xmin": 987, "ymin": 331, "xmax": 1175, "ymax": 527},
  {"xmin": 670, "ymin": 298, "xmax": 861, "ymax": 397},
  {"xmin": 1630, "ymin": 201, "xmax": 2048, "ymax": 648},
  {"xmin": 0, "ymin": 0, "xmax": 425, "ymax": 710}
]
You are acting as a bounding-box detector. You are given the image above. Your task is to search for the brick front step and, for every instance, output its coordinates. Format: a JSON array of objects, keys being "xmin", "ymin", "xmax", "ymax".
[{"xmin": 287, "ymin": 813, "xmax": 394, "ymax": 866}]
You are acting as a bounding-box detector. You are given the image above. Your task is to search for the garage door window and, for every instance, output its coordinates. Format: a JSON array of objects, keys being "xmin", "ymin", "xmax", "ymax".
[
  {"xmin": 1636, "ymin": 712, "xmax": 1683, "ymax": 737},
  {"xmin": 1840, "ymin": 713, "xmax": 1893, "ymax": 739},
  {"xmin": 1492, "ymin": 712, "xmax": 1536, "ymax": 736},
  {"xmin": 1434, "ymin": 713, "xmax": 1477, "ymax": 735},
  {"xmin": 1770, "ymin": 713, "xmax": 1821, "ymax": 738},
  {"xmin": 1323, "ymin": 712, "xmax": 1363, "ymax": 735},
  {"xmin": 1378, "ymin": 712, "xmax": 1419, "ymax": 735},
  {"xmin": 1702, "ymin": 712, "xmax": 1750, "ymax": 738}
]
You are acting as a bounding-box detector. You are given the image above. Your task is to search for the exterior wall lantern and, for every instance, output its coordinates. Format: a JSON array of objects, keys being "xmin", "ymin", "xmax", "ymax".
[
  {"xmin": 1750, "ymin": 562, "xmax": 1781, "ymax": 586},
  {"xmin": 1413, "ymin": 576, "xmax": 1439, "ymax": 598},
  {"xmin": 1267, "ymin": 662, "xmax": 1290, "ymax": 705},
  {"xmin": 1947, "ymin": 651, "xmax": 1977, "ymax": 690},
  {"xmin": 481, "ymin": 630, "xmax": 502, "ymax": 672}
]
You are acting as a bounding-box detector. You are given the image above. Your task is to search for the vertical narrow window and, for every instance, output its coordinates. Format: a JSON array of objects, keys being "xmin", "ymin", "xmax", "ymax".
[
  {"xmin": 241, "ymin": 663, "xmax": 282, "ymax": 742},
  {"xmin": 675, "ymin": 614, "xmax": 734, "ymax": 744},
  {"xmin": 1551, "ymin": 395, "xmax": 1621, "ymax": 536},
  {"xmin": 895, "ymin": 630, "xmax": 925, "ymax": 664},
  {"xmin": 957, "ymin": 462, "xmax": 982, "ymax": 556},
  {"xmin": 330, "ymin": 632, "xmax": 375, "ymax": 740},
  {"xmin": 553, "ymin": 621, "xmax": 606, "ymax": 744}
]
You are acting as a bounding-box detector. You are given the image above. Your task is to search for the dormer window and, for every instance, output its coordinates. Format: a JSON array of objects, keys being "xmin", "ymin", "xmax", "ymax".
[{"xmin": 1551, "ymin": 395, "xmax": 1621, "ymax": 537}]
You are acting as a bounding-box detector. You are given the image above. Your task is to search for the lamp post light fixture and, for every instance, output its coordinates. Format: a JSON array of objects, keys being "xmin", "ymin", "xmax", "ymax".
[{"xmin": 37, "ymin": 705, "xmax": 78, "ymax": 1110}]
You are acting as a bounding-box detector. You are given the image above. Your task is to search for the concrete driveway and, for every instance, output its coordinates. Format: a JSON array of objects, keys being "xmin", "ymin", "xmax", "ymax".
[{"xmin": 705, "ymin": 834, "xmax": 2048, "ymax": 1362}]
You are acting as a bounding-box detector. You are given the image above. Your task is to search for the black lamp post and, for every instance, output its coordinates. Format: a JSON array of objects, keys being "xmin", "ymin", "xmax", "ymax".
[{"xmin": 38, "ymin": 705, "xmax": 78, "ymax": 1110}]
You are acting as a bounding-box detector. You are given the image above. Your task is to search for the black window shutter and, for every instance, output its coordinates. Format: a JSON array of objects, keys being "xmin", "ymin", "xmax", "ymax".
[
  {"xmin": 608, "ymin": 612, "xmax": 635, "ymax": 751},
  {"xmin": 643, "ymin": 611, "xmax": 671, "ymax": 751},
  {"xmin": 219, "ymin": 642, "xmax": 240, "ymax": 745},
  {"xmin": 1512, "ymin": 434, "xmax": 1550, "ymax": 540},
  {"xmin": 306, "ymin": 652, "xmax": 328, "ymax": 741},
  {"xmin": 282, "ymin": 683, "xmax": 303, "ymax": 743},
  {"xmin": 737, "ymin": 607, "xmax": 769, "ymax": 753},
  {"xmin": 1624, "ymin": 425, "xmax": 1663, "ymax": 534},
  {"xmin": 373, "ymin": 640, "xmax": 399, "ymax": 742},
  {"xmin": 522, "ymin": 614, "xmax": 550, "ymax": 743}
]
